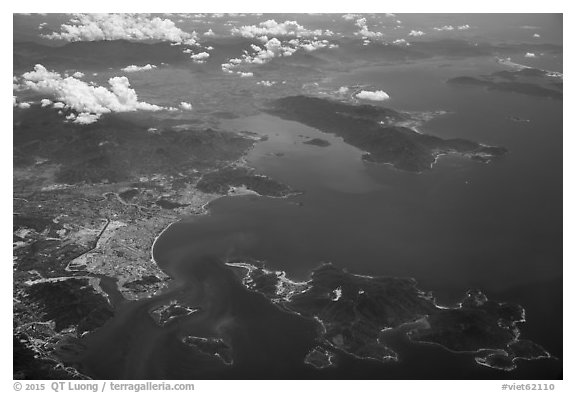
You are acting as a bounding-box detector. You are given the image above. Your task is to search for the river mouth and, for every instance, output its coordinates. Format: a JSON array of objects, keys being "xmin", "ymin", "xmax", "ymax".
[{"xmin": 74, "ymin": 59, "xmax": 561, "ymax": 379}]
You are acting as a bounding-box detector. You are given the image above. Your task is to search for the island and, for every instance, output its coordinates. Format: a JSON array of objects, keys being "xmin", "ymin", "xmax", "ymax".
[
  {"xmin": 226, "ymin": 261, "xmax": 551, "ymax": 371},
  {"xmin": 149, "ymin": 300, "xmax": 201, "ymax": 327},
  {"xmin": 264, "ymin": 96, "xmax": 507, "ymax": 173},
  {"xmin": 182, "ymin": 336, "xmax": 234, "ymax": 366},
  {"xmin": 447, "ymin": 66, "xmax": 562, "ymax": 100}
]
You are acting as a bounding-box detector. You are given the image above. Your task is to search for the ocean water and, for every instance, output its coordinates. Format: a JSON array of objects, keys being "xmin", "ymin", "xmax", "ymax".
[{"xmin": 78, "ymin": 59, "xmax": 562, "ymax": 379}]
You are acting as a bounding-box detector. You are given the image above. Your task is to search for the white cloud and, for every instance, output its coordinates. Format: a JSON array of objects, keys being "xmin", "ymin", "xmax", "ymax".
[
  {"xmin": 73, "ymin": 113, "xmax": 100, "ymax": 124},
  {"xmin": 18, "ymin": 102, "xmax": 31, "ymax": 109},
  {"xmin": 457, "ymin": 24, "xmax": 471, "ymax": 30},
  {"xmin": 72, "ymin": 71, "xmax": 85, "ymax": 78},
  {"xmin": 355, "ymin": 90, "xmax": 390, "ymax": 101},
  {"xmin": 203, "ymin": 29, "xmax": 215, "ymax": 37},
  {"xmin": 337, "ymin": 86, "xmax": 349, "ymax": 94},
  {"xmin": 43, "ymin": 13, "xmax": 198, "ymax": 45},
  {"xmin": 179, "ymin": 102, "xmax": 193, "ymax": 110},
  {"xmin": 231, "ymin": 19, "xmax": 323, "ymax": 39},
  {"xmin": 190, "ymin": 52, "xmax": 210, "ymax": 63},
  {"xmin": 220, "ymin": 35, "xmax": 336, "ymax": 76},
  {"xmin": 40, "ymin": 98, "xmax": 53, "ymax": 107},
  {"xmin": 525, "ymin": 52, "xmax": 536, "ymax": 58},
  {"xmin": 433, "ymin": 25, "xmax": 455, "ymax": 31},
  {"xmin": 21, "ymin": 64, "xmax": 165, "ymax": 124},
  {"xmin": 408, "ymin": 30, "xmax": 425, "ymax": 37},
  {"xmin": 242, "ymin": 37, "xmax": 293, "ymax": 65},
  {"xmin": 392, "ymin": 39, "xmax": 410, "ymax": 46},
  {"xmin": 355, "ymin": 18, "xmax": 367, "ymax": 28},
  {"xmin": 237, "ymin": 72, "xmax": 254, "ymax": 77},
  {"xmin": 533, "ymin": 33, "xmax": 541, "ymax": 38},
  {"xmin": 354, "ymin": 18, "xmax": 383, "ymax": 39},
  {"xmin": 121, "ymin": 64, "xmax": 157, "ymax": 72},
  {"xmin": 257, "ymin": 80, "xmax": 276, "ymax": 87},
  {"xmin": 342, "ymin": 14, "xmax": 361, "ymax": 21},
  {"xmin": 300, "ymin": 40, "xmax": 330, "ymax": 51},
  {"xmin": 221, "ymin": 63, "xmax": 235, "ymax": 73}
]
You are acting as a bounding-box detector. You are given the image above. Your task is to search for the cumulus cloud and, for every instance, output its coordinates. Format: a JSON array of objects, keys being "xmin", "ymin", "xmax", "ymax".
[
  {"xmin": 300, "ymin": 39, "xmax": 331, "ymax": 51},
  {"xmin": 190, "ymin": 52, "xmax": 210, "ymax": 63},
  {"xmin": 43, "ymin": 13, "xmax": 198, "ymax": 45},
  {"xmin": 408, "ymin": 30, "xmax": 425, "ymax": 37},
  {"xmin": 355, "ymin": 90, "xmax": 390, "ymax": 101},
  {"xmin": 20, "ymin": 64, "xmax": 166, "ymax": 124},
  {"xmin": 179, "ymin": 102, "xmax": 193, "ymax": 110},
  {"xmin": 220, "ymin": 35, "xmax": 335, "ymax": 76},
  {"xmin": 457, "ymin": 24, "xmax": 470, "ymax": 30},
  {"xmin": 203, "ymin": 29, "xmax": 215, "ymax": 37},
  {"xmin": 72, "ymin": 71, "xmax": 85, "ymax": 78},
  {"xmin": 74, "ymin": 113, "xmax": 101, "ymax": 124},
  {"xmin": 354, "ymin": 18, "xmax": 383, "ymax": 39},
  {"xmin": 237, "ymin": 72, "xmax": 254, "ymax": 77},
  {"xmin": 231, "ymin": 19, "xmax": 323, "ymax": 39},
  {"xmin": 355, "ymin": 18, "xmax": 367, "ymax": 28},
  {"xmin": 40, "ymin": 98, "xmax": 53, "ymax": 107},
  {"xmin": 525, "ymin": 52, "xmax": 536, "ymax": 58},
  {"xmin": 392, "ymin": 39, "xmax": 410, "ymax": 46},
  {"xmin": 221, "ymin": 63, "xmax": 235, "ymax": 74},
  {"xmin": 121, "ymin": 64, "xmax": 157, "ymax": 72},
  {"xmin": 342, "ymin": 14, "xmax": 361, "ymax": 21},
  {"xmin": 433, "ymin": 25, "xmax": 454, "ymax": 31},
  {"xmin": 257, "ymin": 80, "xmax": 276, "ymax": 87},
  {"xmin": 12, "ymin": 95, "xmax": 31, "ymax": 109},
  {"xmin": 533, "ymin": 33, "xmax": 541, "ymax": 38}
]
